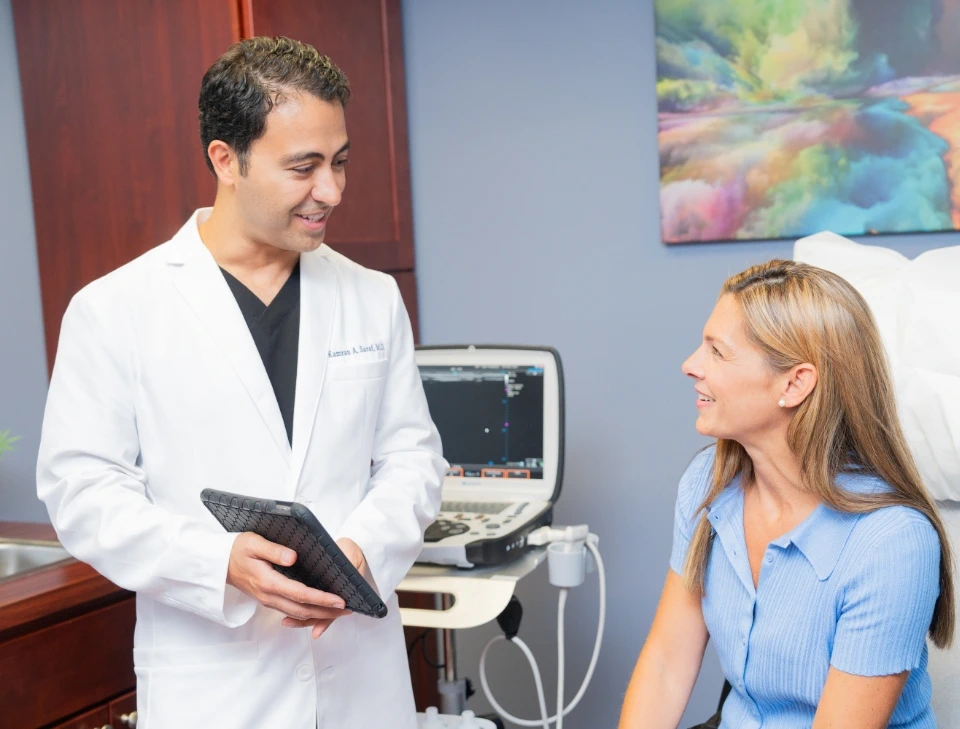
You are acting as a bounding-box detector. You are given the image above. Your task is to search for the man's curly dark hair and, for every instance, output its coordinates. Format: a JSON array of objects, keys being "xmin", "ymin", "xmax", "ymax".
[{"xmin": 198, "ymin": 36, "xmax": 350, "ymax": 176}]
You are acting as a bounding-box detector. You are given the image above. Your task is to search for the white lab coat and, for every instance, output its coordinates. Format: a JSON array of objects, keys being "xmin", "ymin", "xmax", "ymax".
[{"xmin": 37, "ymin": 208, "xmax": 446, "ymax": 729}]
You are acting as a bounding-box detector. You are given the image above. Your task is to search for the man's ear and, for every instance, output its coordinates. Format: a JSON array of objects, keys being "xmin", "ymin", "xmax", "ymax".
[{"xmin": 206, "ymin": 140, "xmax": 239, "ymax": 186}]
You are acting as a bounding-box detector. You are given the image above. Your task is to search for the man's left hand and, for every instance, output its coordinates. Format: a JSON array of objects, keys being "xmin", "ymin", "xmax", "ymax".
[{"xmin": 280, "ymin": 537, "xmax": 377, "ymax": 639}]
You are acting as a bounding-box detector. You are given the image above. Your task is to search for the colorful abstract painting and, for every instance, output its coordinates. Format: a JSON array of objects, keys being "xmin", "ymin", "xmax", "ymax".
[{"xmin": 655, "ymin": 0, "xmax": 960, "ymax": 243}]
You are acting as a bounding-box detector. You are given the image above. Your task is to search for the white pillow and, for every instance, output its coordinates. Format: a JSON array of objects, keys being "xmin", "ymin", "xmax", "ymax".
[{"xmin": 794, "ymin": 232, "xmax": 960, "ymax": 503}]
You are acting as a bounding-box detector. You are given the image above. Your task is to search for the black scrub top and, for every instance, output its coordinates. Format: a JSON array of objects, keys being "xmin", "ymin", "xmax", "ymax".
[{"xmin": 221, "ymin": 261, "xmax": 300, "ymax": 445}]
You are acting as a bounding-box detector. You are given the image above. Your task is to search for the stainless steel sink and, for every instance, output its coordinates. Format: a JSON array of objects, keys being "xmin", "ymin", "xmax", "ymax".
[{"xmin": 0, "ymin": 539, "xmax": 72, "ymax": 582}]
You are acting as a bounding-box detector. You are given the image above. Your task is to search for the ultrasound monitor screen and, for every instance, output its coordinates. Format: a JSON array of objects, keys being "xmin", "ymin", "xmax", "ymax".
[{"xmin": 419, "ymin": 365, "xmax": 545, "ymax": 480}]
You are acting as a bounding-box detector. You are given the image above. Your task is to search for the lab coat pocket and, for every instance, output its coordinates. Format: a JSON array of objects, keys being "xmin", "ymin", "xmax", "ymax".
[
  {"xmin": 314, "ymin": 361, "xmax": 385, "ymax": 484},
  {"xmin": 327, "ymin": 359, "xmax": 389, "ymax": 381},
  {"xmin": 135, "ymin": 641, "xmax": 261, "ymax": 727}
]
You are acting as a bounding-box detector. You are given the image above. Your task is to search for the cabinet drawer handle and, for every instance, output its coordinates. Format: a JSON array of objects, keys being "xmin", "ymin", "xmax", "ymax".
[
  {"xmin": 98, "ymin": 725, "xmax": 114, "ymax": 729},
  {"xmin": 120, "ymin": 712, "xmax": 138, "ymax": 727}
]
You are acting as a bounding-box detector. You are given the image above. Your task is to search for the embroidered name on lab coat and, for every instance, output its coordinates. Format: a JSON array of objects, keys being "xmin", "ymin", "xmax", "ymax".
[{"xmin": 328, "ymin": 342, "xmax": 385, "ymax": 358}]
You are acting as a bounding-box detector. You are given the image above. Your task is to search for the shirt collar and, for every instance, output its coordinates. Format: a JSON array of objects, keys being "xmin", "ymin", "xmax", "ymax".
[
  {"xmin": 780, "ymin": 505, "xmax": 858, "ymax": 581},
  {"xmin": 707, "ymin": 469, "xmax": 890, "ymax": 582},
  {"xmin": 790, "ymin": 470, "xmax": 892, "ymax": 580},
  {"xmin": 706, "ymin": 478, "xmax": 742, "ymax": 521}
]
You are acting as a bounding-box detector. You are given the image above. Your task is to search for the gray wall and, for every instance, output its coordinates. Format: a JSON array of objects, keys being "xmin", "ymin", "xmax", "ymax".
[
  {"xmin": 400, "ymin": 1, "xmax": 960, "ymax": 726},
  {"xmin": 0, "ymin": 0, "xmax": 48, "ymax": 524}
]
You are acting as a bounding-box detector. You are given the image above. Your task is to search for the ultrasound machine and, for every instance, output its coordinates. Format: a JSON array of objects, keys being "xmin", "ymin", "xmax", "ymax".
[
  {"xmin": 414, "ymin": 345, "xmax": 564, "ymax": 568},
  {"xmin": 408, "ymin": 347, "xmax": 606, "ymax": 729}
]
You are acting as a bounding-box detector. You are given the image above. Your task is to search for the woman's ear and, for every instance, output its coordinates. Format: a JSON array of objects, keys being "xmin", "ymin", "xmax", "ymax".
[{"xmin": 780, "ymin": 363, "xmax": 818, "ymax": 408}]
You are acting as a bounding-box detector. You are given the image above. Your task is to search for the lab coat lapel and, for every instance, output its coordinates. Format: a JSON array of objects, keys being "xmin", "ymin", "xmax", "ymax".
[
  {"xmin": 291, "ymin": 249, "xmax": 339, "ymax": 485},
  {"xmin": 169, "ymin": 220, "xmax": 292, "ymax": 467}
]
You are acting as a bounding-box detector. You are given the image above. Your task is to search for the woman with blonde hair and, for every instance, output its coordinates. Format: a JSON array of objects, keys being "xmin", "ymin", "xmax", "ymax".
[{"xmin": 619, "ymin": 260, "xmax": 954, "ymax": 729}]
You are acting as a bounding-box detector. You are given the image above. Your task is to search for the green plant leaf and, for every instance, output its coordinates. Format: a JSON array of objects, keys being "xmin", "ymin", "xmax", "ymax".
[{"xmin": 0, "ymin": 429, "xmax": 21, "ymax": 459}]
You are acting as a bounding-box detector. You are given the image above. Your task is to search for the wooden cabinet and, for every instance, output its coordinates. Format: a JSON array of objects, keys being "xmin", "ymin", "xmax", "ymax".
[
  {"xmin": 50, "ymin": 706, "xmax": 111, "ymax": 729},
  {"xmin": 0, "ymin": 524, "xmax": 136, "ymax": 729},
  {"xmin": 108, "ymin": 690, "xmax": 138, "ymax": 728},
  {"xmin": 0, "ymin": 600, "xmax": 135, "ymax": 728},
  {"xmin": 47, "ymin": 690, "xmax": 137, "ymax": 729},
  {"xmin": 12, "ymin": 0, "xmax": 420, "ymax": 372}
]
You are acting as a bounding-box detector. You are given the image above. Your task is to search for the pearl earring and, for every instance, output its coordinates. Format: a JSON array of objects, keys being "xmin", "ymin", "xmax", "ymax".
[{"xmin": 778, "ymin": 399, "xmax": 786, "ymax": 408}]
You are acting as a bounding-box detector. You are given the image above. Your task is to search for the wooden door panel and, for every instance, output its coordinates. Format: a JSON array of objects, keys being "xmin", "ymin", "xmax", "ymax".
[
  {"xmin": 12, "ymin": 0, "xmax": 241, "ymax": 370},
  {"xmin": 390, "ymin": 270, "xmax": 420, "ymax": 343},
  {"xmin": 249, "ymin": 0, "xmax": 415, "ymax": 272}
]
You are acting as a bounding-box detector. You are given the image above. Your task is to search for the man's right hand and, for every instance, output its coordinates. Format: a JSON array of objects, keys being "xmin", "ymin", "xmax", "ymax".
[{"xmin": 226, "ymin": 532, "xmax": 351, "ymax": 629}]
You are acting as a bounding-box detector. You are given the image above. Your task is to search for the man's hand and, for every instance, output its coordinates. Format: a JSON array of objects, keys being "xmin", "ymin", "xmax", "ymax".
[
  {"xmin": 274, "ymin": 537, "xmax": 378, "ymax": 638},
  {"xmin": 226, "ymin": 532, "xmax": 351, "ymax": 638},
  {"xmin": 337, "ymin": 537, "xmax": 377, "ymax": 588}
]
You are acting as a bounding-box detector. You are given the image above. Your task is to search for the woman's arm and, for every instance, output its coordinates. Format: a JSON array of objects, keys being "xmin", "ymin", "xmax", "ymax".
[
  {"xmin": 812, "ymin": 668, "xmax": 909, "ymax": 729},
  {"xmin": 816, "ymin": 515, "xmax": 941, "ymax": 728},
  {"xmin": 618, "ymin": 569, "xmax": 710, "ymax": 729}
]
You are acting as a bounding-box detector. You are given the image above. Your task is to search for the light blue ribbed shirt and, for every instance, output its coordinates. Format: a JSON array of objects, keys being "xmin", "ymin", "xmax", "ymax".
[{"xmin": 670, "ymin": 447, "xmax": 942, "ymax": 729}]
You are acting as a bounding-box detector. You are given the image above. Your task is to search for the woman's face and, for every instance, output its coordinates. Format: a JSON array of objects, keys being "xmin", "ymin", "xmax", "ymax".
[{"xmin": 681, "ymin": 294, "xmax": 787, "ymax": 445}]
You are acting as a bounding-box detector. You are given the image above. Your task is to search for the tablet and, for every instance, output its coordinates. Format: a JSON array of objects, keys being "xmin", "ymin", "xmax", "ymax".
[{"xmin": 200, "ymin": 489, "xmax": 387, "ymax": 619}]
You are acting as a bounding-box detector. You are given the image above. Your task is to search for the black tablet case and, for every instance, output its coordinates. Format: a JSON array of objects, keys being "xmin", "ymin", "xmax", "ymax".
[{"xmin": 200, "ymin": 489, "xmax": 387, "ymax": 619}]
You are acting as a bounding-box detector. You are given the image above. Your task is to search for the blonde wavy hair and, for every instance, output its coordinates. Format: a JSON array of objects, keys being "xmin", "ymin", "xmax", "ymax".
[{"xmin": 682, "ymin": 260, "xmax": 955, "ymax": 649}]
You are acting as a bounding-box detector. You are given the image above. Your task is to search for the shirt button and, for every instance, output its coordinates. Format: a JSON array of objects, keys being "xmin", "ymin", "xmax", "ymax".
[
  {"xmin": 765, "ymin": 554, "xmax": 774, "ymax": 564},
  {"xmin": 296, "ymin": 664, "xmax": 314, "ymax": 681}
]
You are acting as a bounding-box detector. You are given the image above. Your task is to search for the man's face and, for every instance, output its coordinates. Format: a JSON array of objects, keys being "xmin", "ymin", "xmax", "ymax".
[{"xmin": 232, "ymin": 93, "xmax": 348, "ymax": 252}]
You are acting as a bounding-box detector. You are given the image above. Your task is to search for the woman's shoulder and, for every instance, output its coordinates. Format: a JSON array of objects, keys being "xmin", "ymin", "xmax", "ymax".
[
  {"xmin": 848, "ymin": 504, "xmax": 939, "ymax": 551},
  {"xmin": 840, "ymin": 470, "xmax": 936, "ymax": 528},
  {"xmin": 836, "ymin": 470, "xmax": 939, "ymax": 562}
]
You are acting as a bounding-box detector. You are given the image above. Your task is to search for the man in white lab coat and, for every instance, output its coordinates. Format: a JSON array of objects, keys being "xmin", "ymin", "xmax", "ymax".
[{"xmin": 36, "ymin": 37, "xmax": 445, "ymax": 728}]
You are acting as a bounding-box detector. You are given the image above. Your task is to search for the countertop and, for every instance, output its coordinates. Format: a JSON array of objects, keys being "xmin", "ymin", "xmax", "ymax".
[{"xmin": 0, "ymin": 522, "xmax": 131, "ymax": 642}]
